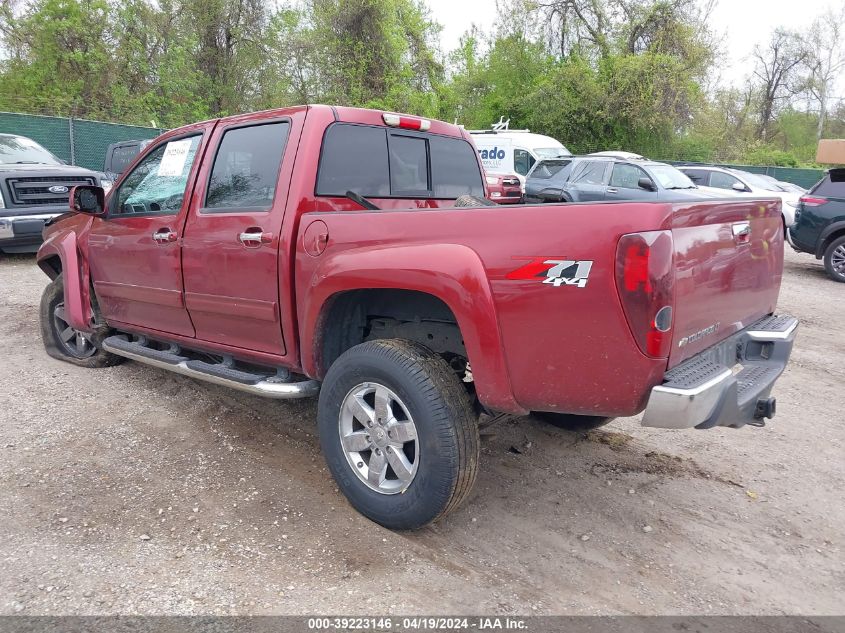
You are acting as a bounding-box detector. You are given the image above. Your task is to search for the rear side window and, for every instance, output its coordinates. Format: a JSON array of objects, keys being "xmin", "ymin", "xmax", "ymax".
[
  {"xmin": 530, "ymin": 160, "xmax": 571, "ymax": 180},
  {"xmin": 813, "ymin": 170, "xmax": 845, "ymax": 197},
  {"xmin": 682, "ymin": 169, "xmax": 710, "ymax": 185},
  {"xmin": 205, "ymin": 121, "xmax": 290, "ymax": 211},
  {"xmin": 316, "ymin": 123, "xmax": 483, "ymax": 199},
  {"xmin": 572, "ymin": 161, "xmax": 609, "ymax": 185}
]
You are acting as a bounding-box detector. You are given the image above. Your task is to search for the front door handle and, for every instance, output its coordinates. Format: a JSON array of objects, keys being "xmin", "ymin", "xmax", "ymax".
[
  {"xmin": 238, "ymin": 228, "xmax": 273, "ymax": 248},
  {"xmin": 606, "ymin": 187, "xmax": 618, "ymax": 194},
  {"xmin": 152, "ymin": 228, "xmax": 177, "ymax": 244}
]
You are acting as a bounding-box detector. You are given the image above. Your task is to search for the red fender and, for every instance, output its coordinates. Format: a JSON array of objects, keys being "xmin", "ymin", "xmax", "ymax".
[
  {"xmin": 37, "ymin": 229, "xmax": 94, "ymax": 332},
  {"xmin": 298, "ymin": 243, "xmax": 526, "ymax": 415}
]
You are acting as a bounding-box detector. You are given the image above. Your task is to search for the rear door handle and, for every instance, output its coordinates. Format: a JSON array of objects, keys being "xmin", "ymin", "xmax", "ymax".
[
  {"xmin": 238, "ymin": 228, "xmax": 273, "ymax": 248},
  {"xmin": 152, "ymin": 228, "xmax": 177, "ymax": 244}
]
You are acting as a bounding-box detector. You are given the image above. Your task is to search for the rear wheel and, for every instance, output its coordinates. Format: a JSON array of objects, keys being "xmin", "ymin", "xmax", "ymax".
[
  {"xmin": 39, "ymin": 274, "xmax": 123, "ymax": 368},
  {"xmin": 317, "ymin": 339, "xmax": 479, "ymax": 530},
  {"xmin": 533, "ymin": 412, "xmax": 613, "ymax": 431},
  {"xmin": 823, "ymin": 236, "xmax": 845, "ymax": 283}
]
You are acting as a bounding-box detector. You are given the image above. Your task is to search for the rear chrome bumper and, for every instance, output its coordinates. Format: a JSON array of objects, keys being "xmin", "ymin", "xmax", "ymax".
[{"xmin": 642, "ymin": 315, "xmax": 798, "ymax": 429}]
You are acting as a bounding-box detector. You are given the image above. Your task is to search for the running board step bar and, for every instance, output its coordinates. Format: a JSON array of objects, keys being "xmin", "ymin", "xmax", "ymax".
[{"xmin": 102, "ymin": 335, "xmax": 320, "ymax": 399}]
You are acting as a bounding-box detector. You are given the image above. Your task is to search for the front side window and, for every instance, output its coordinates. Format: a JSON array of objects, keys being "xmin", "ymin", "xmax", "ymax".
[
  {"xmin": 513, "ymin": 149, "xmax": 536, "ymax": 176},
  {"xmin": 114, "ymin": 135, "xmax": 201, "ymax": 215},
  {"xmin": 610, "ymin": 163, "xmax": 647, "ymax": 189},
  {"xmin": 709, "ymin": 171, "xmax": 744, "ymax": 191}
]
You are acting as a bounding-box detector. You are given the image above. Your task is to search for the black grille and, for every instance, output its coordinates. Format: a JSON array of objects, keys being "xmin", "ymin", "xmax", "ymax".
[{"xmin": 7, "ymin": 175, "xmax": 95, "ymax": 206}]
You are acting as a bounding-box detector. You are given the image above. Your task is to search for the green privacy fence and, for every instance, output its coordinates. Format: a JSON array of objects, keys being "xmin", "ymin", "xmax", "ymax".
[
  {"xmin": 0, "ymin": 111, "xmax": 164, "ymax": 172},
  {"xmin": 663, "ymin": 161, "xmax": 825, "ymax": 190}
]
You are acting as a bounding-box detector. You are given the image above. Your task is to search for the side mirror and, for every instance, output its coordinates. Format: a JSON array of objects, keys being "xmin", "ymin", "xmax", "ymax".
[
  {"xmin": 637, "ymin": 177, "xmax": 656, "ymax": 192},
  {"xmin": 732, "ymin": 182, "xmax": 748, "ymax": 192},
  {"xmin": 70, "ymin": 185, "xmax": 106, "ymax": 216}
]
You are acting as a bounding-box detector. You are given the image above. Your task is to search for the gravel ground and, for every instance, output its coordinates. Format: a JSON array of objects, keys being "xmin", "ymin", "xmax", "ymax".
[{"xmin": 0, "ymin": 248, "xmax": 842, "ymax": 616}]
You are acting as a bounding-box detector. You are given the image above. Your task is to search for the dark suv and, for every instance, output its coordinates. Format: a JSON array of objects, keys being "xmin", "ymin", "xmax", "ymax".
[
  {"xmin": 524, "ymin": 156, "xmax": 722, "ymax": 204},
  {"xmin": 0, "ymin": 133, "xmax": 109, "ymax": 253},
  {"xmin": 787, "ymin": 168, "xmax": 845, "ymax": 282}
]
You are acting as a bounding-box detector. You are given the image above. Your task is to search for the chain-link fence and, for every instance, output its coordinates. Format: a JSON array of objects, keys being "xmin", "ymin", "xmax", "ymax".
[{"xmin": 0, "ymin": 111, "xmax": 164, "ymax": 172}]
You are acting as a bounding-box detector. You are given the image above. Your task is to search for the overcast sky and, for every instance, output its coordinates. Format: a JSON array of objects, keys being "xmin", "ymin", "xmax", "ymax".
[{"xmin": 424, "ymin": 0, "xmax": 841, "ymax": 93}]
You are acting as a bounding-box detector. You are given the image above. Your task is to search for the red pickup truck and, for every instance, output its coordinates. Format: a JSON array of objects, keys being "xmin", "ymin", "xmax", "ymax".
[{"xmin": 36, "ymin": 105, "xmax": 798, "ymax": 530}]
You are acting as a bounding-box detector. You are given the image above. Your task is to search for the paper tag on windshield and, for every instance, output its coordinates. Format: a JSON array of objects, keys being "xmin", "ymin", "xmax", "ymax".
[{"xmin": 157, "ymin": 139, "xmax": 192, "ymax": 177}]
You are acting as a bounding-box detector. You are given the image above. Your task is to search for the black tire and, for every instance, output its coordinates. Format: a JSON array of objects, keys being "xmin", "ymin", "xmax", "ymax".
[
  {"xmin": 823, "ymin": 235, "xmax": 845, "ymax": 283},
  {"xmin": 39, "ymin": 274, "xmax": 123, "ymax": 368},
  {"xmin": 533, "ymin": 412, "xmax": 613, "ymax": 431},
  {"xmin": 317, "ymin": 339, "xmax": 479, "ymax": 530}
]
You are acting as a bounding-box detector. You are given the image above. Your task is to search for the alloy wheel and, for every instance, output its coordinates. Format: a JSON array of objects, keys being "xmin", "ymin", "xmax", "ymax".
[{"xmin": 338, "ymin": 382, "xmax": 419, "ymax": 494}]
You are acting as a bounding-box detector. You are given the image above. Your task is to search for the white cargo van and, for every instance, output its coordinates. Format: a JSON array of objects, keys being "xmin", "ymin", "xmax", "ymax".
[{"xmin": 469, "ymin": 118, "xmax": 571, "ymax": 187}]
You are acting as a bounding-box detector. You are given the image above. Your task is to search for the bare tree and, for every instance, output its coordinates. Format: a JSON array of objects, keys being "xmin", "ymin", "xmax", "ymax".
[
  {"xmin": 752, "ymin": 28, "xmax": 808, "ymax": 141},
  {"xmin": 805, "ymin": 4, "xmax": 845, "ymax": 140}
]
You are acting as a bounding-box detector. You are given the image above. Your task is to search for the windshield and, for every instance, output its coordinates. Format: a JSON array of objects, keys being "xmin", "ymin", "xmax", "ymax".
[
  {"xmin": 648, "ymin": 164, "xmax": 696, "ymax": 189},
  {"xmin": 535, "ymin": 147, "xmax": 571, "ymax": 159},
  {"xmin": 735, "ymin": 171, "xmax": 781, "ymax": 192},
  {"xmin": 0, "ymin": 135, "xmax": 62, "ymax": 165}
]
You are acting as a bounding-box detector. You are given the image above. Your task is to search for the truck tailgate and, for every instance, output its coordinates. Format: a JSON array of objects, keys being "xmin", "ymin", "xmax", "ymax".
[{"xmin": 669, "ymin": 198, "xmax": 783, "ymax": 368}]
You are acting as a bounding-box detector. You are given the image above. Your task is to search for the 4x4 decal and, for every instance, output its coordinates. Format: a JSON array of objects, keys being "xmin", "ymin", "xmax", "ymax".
[{"xmin": 506, "ymin": 258, "xmax": 593, "ymax": 288}]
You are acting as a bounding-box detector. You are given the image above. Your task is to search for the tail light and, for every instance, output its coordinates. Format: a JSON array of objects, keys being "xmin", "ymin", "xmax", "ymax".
[
  {"xmin": 799, "ymin": 195, "xmax": 827, "ymax": 207},
  {"xmin": 615, "ymin": 231, "xmax": 675, "ymax": 359}
]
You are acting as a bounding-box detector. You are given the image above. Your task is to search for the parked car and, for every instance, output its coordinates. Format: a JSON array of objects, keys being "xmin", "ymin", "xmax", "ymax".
[
  {"xmin": 0, "ymin": 133, "xmax": 111, "ymax": 254},
  {"xmin": 678, "ymin": 166, "xmax": 799, "ymax": 231},
  {"xmin": 470, "ymin": 119, "xmax": 570, "ymax": 186},
  {"xmin": 787, "ymin": 168, "xmax": 845, "ymax": 282},
  {"xmin": 588, "ymin": 150, "xmax": 646, "ymax": 160},
  {"xmin": 103, "ymin": 139, "xmax": 150, "ymax": 182},
  {"xmin": 757, "ymin": 173, "xmax": 806, "ymax": 195},
  {"xmin": 524, "ymin": 156, "xmax": 722, "ymax": 204},
  {"xmin": 37, "ymin": 105, "xmax": 797, "ymax": 530},
  {"xmin": 484, "ymin": 172, "xmax": 522, "ymax": 203}
]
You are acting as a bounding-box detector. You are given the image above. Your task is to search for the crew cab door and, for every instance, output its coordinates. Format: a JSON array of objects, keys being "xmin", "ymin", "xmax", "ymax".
[
  {"xmin": 180, "ymin": 113, "xmax": 302, "ymax": 355},
  {"xmin": 88, "ymin": 127, "xmax": 211, "ymax": 337}
]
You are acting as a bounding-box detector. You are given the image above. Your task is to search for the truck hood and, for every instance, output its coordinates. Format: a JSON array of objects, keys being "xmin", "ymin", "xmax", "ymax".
[{"xmin": 0, "ymin": 163, "xmax": 103, "ymax": 178}]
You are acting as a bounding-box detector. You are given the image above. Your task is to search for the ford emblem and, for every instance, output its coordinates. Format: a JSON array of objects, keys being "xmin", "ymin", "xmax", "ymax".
[{"xmin": 48, "ymin": 185, "xmax": 69, "ymax": 194}]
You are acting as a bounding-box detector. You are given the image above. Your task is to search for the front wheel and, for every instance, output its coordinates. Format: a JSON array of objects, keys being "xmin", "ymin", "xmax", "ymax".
[
  {"xmin": 317, "ymin": 339, "xmax": 479, "ymax": 530},
  {"xmin": 823, "ymin": 236, "xmax": 845, "ymax": 283},
  {"xmin": 39, "ymin": 274, "xmax": 123, "ymax": 368}
]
